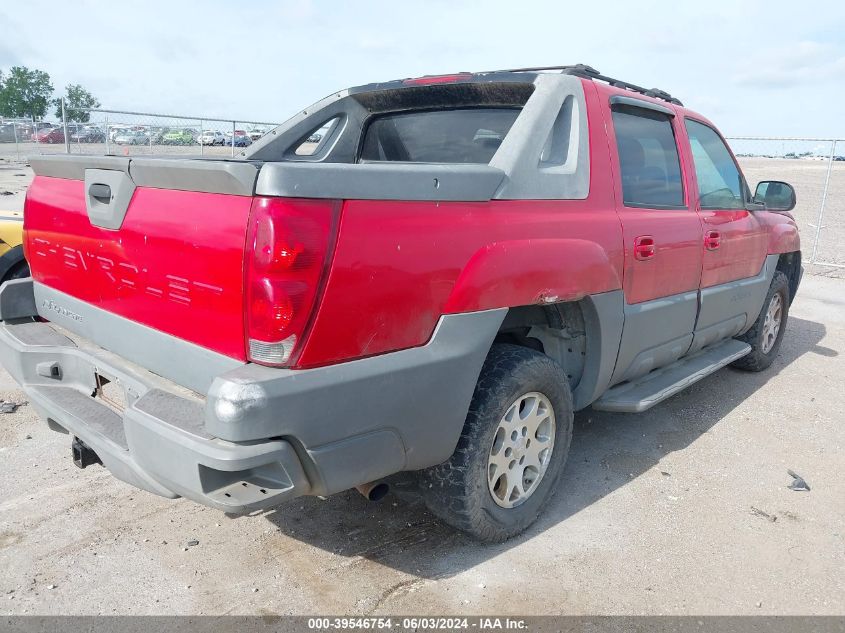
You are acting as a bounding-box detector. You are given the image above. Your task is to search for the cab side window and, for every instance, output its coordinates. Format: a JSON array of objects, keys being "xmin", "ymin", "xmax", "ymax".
[
  {"xmin": 685, "ymin": 119, "xmax": 746, "ymax": 210},
  {"xmin": 611, "ymin": 104, "xmax": 685, "ymax": 209}
]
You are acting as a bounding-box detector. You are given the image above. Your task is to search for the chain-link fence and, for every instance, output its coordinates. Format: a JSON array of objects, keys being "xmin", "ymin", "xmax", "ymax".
[
  {"xmin": 0, "ymin": 117, "xmax": 67, "ymax": 161},
  {"xmin": 0, "ymin": 105, "xmax": 279, "ymax": 160},
  {"xmin": 1, "ymin": 114, "xmax": 842, "ymax": 269},
  {"xmin": 729, "ymin": 137, "xmax": 844, "ymax": 269}
]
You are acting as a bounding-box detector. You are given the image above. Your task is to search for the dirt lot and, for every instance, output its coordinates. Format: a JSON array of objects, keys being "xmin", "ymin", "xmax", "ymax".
[
  {"xmin": 0, "ymin": 274, "xmax": 842, "ymax": 616},
  {"xmin": 739, "ymin": 157, "xmax": 845, "ymax": 269},
  {"xmin": 0, "ymin": 157, "xmax": 30, "ymax": 213},
  {"xmin": 0, "ymin": 150, "xmax": 843, "ymax": 616}
]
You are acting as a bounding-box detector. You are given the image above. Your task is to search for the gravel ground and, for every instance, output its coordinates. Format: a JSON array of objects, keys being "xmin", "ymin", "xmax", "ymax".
[
  {"xmin": 0, "ymin": 157, "xmax": 31, "ymax": 213},
  {"xmin": 0, "ymin": 149, "xmax": 843, "ymax": 616},
  {"xmin": 0, "ymin": 277, "xmax": 842, "ymax": 616},
  {"xmin": 738, "ymin": 157, "xmax": 845, "ymax": 269}
]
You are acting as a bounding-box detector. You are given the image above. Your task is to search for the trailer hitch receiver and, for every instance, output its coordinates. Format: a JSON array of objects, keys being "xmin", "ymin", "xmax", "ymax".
[{"xmin": 72, "ymin": 437, "xmax": 102, "ymax": 469}]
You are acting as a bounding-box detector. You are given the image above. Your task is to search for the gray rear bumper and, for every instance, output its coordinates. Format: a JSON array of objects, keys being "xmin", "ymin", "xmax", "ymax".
[
  {"xmin": 0, "ymin": 317, "xmax": 311, "ymax": 513},
  {"xmin": 0, "ymin": 279, "xmax": 504, "ymax": 512}
]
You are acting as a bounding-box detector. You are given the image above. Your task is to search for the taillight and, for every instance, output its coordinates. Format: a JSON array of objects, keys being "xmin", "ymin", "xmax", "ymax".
[
  {"xmin": 245, "ymin": 197, "xmax": 337, "ymax": 366},
  {"xmin": 21, "ymin": 196, "xmax": 30, "ymax": 263}
]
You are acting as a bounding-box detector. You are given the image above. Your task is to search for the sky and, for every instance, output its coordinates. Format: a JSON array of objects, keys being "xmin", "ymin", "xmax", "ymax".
[{"xmin": 1, "ymin": 0, "xmax": 845, "ymax": 137}]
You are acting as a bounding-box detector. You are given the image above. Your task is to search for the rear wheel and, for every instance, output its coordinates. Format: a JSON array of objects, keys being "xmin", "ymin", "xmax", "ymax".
[
  {"xmin": 6, "ymin": 261, "xmax": 30, "ymax": 281},
  {"xmin": 419, "ymin": 344, "xmax": 573, "ymax": 542},
  {"xmin": 732, "ymin": 271, "xmax": 790, "ymax": 371}
]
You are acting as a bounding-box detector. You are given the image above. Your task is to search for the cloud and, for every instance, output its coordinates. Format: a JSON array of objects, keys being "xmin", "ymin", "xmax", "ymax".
[
  {"xmin": 151, "ymin": 36, "xmax": 198, "ymax": 63},
  {"xmin": 0, "ymin": 10, "xmax": 34, "ymax": 67},
  {"xmin": 732, "ymin": 41, "xmax": 845, "ymax": 88},
  {"xmin": 4, "ymin": 0, "xmax": 845, "ymax": 136}
]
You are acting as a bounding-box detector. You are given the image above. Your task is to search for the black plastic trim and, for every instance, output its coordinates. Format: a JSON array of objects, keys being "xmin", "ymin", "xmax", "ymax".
[{"xmin": 610, "ymin": 94, "xmax": 675, "ymax": 116}]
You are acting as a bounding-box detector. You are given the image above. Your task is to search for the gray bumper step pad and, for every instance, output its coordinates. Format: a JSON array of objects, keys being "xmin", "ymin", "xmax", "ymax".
[{"xmin": 592, "ymin": 339, "xmax": 751, "ymax": 413}]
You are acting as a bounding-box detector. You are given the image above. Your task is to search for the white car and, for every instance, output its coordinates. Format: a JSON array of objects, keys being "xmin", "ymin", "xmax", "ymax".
[
  {"xmin": 114, "ymin": 130, "xmax": 150, "ymax": 145},
  {"xmin": 247, "ymin": 128, "xmax": 267, "ymax": 141},
  {"xmin": 108, "ymin": 127, "xmax": 130, "ymax": 142},
  {"xmin": 198, "ymin": 130, "xmax": 227, "ymax": 146}
]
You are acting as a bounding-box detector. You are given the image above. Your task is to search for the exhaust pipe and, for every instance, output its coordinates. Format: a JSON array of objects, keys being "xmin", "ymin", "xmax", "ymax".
[{"xmin": 355, "ymin": 481, "xmax": 390, "ymax": 502}]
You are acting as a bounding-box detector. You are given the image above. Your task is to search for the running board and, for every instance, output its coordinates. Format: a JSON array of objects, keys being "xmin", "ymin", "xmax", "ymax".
[{"xmin": 592, "ymin": 339, "xmax": 751, "ymax": 413}]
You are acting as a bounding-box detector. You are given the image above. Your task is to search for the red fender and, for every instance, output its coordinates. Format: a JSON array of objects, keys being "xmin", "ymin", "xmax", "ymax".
[
  {"xmin": 767, "ymin": 220, "xmax": 801, "ymax": 255},
  {"xmin": 444, "ymin": 239, "xmax": 622, "ymax": 313}
]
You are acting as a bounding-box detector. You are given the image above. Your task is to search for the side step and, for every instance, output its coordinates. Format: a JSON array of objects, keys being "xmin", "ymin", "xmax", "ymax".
[{"xmin": 592, "ymin": 339, "xmax": 751, "ymax": 413}]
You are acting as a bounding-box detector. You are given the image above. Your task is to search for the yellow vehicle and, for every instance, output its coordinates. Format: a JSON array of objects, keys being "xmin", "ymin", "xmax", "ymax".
[{"xmin": 0, "ymin": 210, "xmax": 29, "ymax": 283}]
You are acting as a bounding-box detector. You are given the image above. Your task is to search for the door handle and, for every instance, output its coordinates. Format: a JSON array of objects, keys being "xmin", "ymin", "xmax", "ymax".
[
  {"xmin": 704, "ymin": 230, "xmax": 721, "ymax": 250},
  {"xmin": 88, "ymin": 183, "xmax": 112, "ymax": 202},
  {"xmin": 634, "ymin": 235, "xmax": 655, "ymax": 260}
]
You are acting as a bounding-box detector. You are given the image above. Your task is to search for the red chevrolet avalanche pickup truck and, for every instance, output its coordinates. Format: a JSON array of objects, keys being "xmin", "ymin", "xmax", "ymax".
[{"xmin": 0, "ymin": 65, "xmax": 801, "ymax": 541}]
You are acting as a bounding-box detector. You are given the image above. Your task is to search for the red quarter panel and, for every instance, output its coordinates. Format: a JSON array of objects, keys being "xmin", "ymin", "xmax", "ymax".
[{"xmin": 296, "ymin": 196, "xmax": 623, "ymax": 367}]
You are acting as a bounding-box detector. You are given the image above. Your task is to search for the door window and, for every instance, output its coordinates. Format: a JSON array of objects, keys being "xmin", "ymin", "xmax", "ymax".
[
  {"xmin": 685, "ymin": 119, "xmax": 746, "ymax": 210},
  {"xmin": 611, "ymin": 105, "xmax": 685, "ymax": 209}
]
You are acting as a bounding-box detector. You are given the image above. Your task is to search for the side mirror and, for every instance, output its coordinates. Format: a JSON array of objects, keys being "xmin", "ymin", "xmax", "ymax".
[{"xmin": 754, "ymin": 180, "xmax": 796, "ymax": 212}]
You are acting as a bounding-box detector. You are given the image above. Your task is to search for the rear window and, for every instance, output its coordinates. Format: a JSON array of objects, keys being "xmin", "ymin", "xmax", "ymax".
[{"xmin": 359, "ymin": 108, "xmax": 520, "ymax": 164}]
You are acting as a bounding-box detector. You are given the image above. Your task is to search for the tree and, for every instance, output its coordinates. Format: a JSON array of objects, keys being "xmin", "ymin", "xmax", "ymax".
[
  {"xmin": 0, "ymin": 66, "xmax": 54, "ymax": 119},
  {"xmin": 54, "ymin": 83, "xmax": 100, "ymax": 122}
]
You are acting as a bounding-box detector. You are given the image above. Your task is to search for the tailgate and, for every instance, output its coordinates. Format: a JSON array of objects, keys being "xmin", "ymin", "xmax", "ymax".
[{"xmin": 24, "ymin": 155, "xmax": 259, "ymax": 381}]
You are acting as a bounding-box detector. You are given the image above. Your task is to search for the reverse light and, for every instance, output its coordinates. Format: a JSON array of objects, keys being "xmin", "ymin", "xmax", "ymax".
[{"xmin": 245, "ymin": 197, "xmax": 337, "ymax": 366}]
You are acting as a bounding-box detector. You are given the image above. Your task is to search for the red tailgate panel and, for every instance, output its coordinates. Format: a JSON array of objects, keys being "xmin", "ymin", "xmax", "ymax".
[{"xmin": 25, "ymin": 176, "xmax": 252, "ymax": 360}]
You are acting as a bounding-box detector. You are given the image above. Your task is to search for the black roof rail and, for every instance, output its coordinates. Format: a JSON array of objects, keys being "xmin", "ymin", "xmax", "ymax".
[{"xmin": 493, "ymin": 63, "xmax": 683, "ymax": 106}]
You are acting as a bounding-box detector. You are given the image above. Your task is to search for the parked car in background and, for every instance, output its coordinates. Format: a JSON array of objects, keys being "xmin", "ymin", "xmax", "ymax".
[
  {"xmin": 0, "ymin": 124, "xmax": 16, "ymax": 143},
  {"xmin": 108, "ymin": 126, "xmax": 130, "ymax": 142},
  {"xmin": 161, "ymin": 128, "xmax": 197, "ymax": 145},
  {"xmin": 224, "ymin": 130, "xmax": 249, "ymax": 143},
  {"xmin": 29, "ymin": 123, "xmax": 55, "ymax": 141},
  {"xmin": 248, "ymin": 128, "xmax": 267, "ymax": 141},
  {"xmin": 233, "ymin": 135, "xmax": 252, "ymax": 147},
  {"xmin": 70, "ymin": 127, "xmax": 106, "ymax": 143},
  {"xmin": 69, "ymin": 127, "xmax": 85, "ymax": 143},
  {"xmin": 114, "ymin": 130, "xmax": 150, "ymax": 145},
  {"xmin": 33, "ymin": 126, "xmax": 67, "ymax": 144},
  {"xmin": 148, "ymin": 127, "xmax": 169, "ymax": 144},
  {"xmin": 12, "ymin": 124, "xmax": 35, "ymax": 140},
  {"xmin": 198, "ymin": 130, "xmax": 227, "ymax": 146}
]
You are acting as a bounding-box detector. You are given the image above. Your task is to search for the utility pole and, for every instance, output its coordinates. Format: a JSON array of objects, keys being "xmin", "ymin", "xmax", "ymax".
[{"xmin": 61, "ymin": 97, "xmax": 70, "ymax": 154}]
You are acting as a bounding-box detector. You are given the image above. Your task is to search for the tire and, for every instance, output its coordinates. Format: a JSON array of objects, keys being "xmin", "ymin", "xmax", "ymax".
[
  {"xmin": 2, "ymin": 260, "xmax": 30, "ymax": 284},
  {"xmin": 732, "ymin": 271, "xmax": 790, "ymax": 371},
  {"xmin": 419, "ymin": 344, "xmax": 573, "ymax": 542}
]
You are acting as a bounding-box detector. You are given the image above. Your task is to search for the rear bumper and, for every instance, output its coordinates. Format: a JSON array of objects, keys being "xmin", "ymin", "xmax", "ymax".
[
  {"xmin": 0, "ymin": 279, "xmax": 503, "ymax": 512},
  {"xmin": 0, "ymin": 317, "xmax": 310, "ymax": 513}
]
